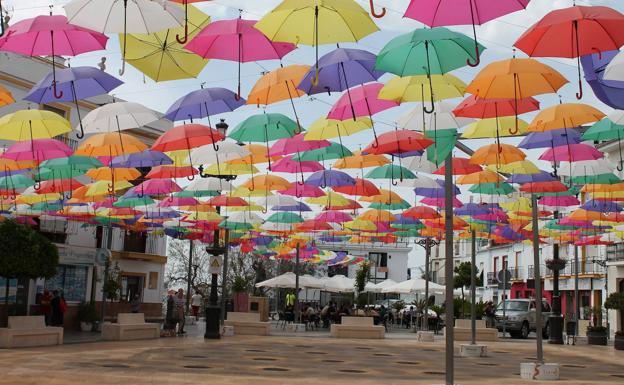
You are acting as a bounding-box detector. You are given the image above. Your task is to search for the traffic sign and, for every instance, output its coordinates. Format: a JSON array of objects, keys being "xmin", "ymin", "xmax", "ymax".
[
  {"xmin": 497, "ymin": 269, "xmax": 512, "ymax": 290},
  {"xmin": 209, "ymin": 255, "xmax": 223, "ymax": 274}
]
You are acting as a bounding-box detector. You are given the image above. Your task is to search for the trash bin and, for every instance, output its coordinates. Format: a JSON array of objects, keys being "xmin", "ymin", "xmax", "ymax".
[{"xmin": 565, "ymin": 321, "xmax": 576, "ymax": 345}]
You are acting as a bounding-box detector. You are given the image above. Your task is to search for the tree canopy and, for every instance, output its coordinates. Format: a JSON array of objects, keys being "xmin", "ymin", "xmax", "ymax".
[{"xmin": 0, "ymin": 220, "xmax": 58, "ymax": 281}]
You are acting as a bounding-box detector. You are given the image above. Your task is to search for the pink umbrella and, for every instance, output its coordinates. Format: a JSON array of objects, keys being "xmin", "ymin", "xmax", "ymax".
[
  {"xmin": 315, "ymin": 211, "xmax": 353, "ymax": 223},
  {"xmin": 404, "ymin": 0, "xmax": 530, "ymax": 66},
  {"xmin": 269, "ymin": 134, "xmax": 330, "ymax": 157},
  {"xmin": 158, "ymin": 196, "xmax": 199, "ymax": 207},
  {"xmin": 278, "ymin": 184, "xmax": 325, "ymax": 198},
  {"xmin": 539, "ymin": 196, "xmax": 580, "ymax": 208},
  {"xmin": 539, "ymin": 144, "xmax": 604, "ymax": 162},
  {"xmin": 0, "ymin": 15, "xmax": 108, "ymax": 98},
  {"xmin": 185, "ymin": 18, "xmax": 296, "ymax": 99},
  {"xmin": 327, "ymin": 83, "xmax": 399, "ymax": 146},
  {"xmin": 421, "ymin": 196, "xmax": 463, "ymax": 208},
  {"xmin": 3, "ymin": 139, "xmax": 72, "ymax": 161},
  {"xmin": 271, "ymin": 155, "xmax": 325, "ymax": 184},
  {"xmin": 134, "ymin": 179, "xmax": 182, "ymax": 197}
]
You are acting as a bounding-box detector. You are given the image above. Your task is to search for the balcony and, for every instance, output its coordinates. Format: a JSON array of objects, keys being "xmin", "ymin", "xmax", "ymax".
[
  {"xmin": 486, "ymin": 272, "xmax": 497, "ymax": 285},
  {"xmin": 544, "ymin": 262, "xmax": 606, "ymax": 277},
  {"xmin": 53, "ymin": 135, "xmax": 79, "ymax": 151},
  {"xmin": 507, "ymin": 267, "xmax": 523, "ymax": 281},
  {"xmin": 527, "ymin": 265, "xmax": 547, "ymax": 279}
]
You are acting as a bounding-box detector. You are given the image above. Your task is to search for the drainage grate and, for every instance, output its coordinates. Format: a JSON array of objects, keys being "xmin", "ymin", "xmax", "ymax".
[
  {"xmin": 422, "ymin": 371, "xmax": 445, "ymax": 375},
  {"xmin": 610, "ymin": 374, "xmax": 624, "ymax": 379},
  {"xmin": 101, "ymin": 364, "xmax": 131, "ymax": 368},
  {"xmin": 262, "ymin": 367, "xmax": 290, "ymax": 372},
  {"xmin": 246, "ymin": 349, "xmax": 267, "ymax": 353},
  {"xmin": 422, "ymin": 348, "xmax": 438, "ymax": 352},
  {"xmin": 477, "ymin": 363, "xmax": 499, "ymax": 367},
  {"xmin": 562, "ymin": 364, "xmax": 585, "ymax": 368},
  {"xmin": 252, "ymin": 358, "xmax": 277, "ymax": 361},
  {"xmin": 321, "ymin": 359, "xmax": 344, "ymax": 363},
  {"xmin": 184, "ymin": 355, "xmax": 207, "ymax": 359},
  {"xmin": 307, "ymin": 351, "xmax": 327, "ymax": 355},
  {"xmin": 355, "ymin": 347, "xmax": 372, "ymax": 350},
  {"xmin": 183, "ymin": 365, "xmax": 211, "ymax": 370},
  {"xmin": 493, "ymin": 351, "xmax": 511, "ymax": 354},
  {"xmin": 373, "ymin": 353, "xmax": 393, "ymax": 357},
  {"xmin": 396, "ymin": 361, "xmax": 420, "ymax": 365},
  {"xmin": 338, "ymin": 369, "xmax": 366, "ymax": 374}
]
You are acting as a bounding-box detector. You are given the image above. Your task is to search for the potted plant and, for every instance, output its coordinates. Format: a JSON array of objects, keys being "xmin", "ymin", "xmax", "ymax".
[
  {"xmin": 231, "ymin": 276, "xmax": 249, "ymax": 312},
  {"xmin": 77, "ymin": 301, "xmax": 98, "ymax": 332},
  {"xmin": 545, "ymin": 258, "xmax": 567, "ymax": 271},
  {"xmin": 586, "ymin": 324, "xmax": 608, "ymax": 346},
  {"xmin": 603, "ymin": 292, "xmax": 624, "ymax": 350}
]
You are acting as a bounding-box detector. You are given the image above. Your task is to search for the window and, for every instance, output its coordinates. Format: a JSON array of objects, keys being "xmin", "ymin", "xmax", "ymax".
[
  {"xmin": 502, "ymin": 255, "xmax": 508, "ymax": 270},
  {"xmin": 515, "ymin": 251, "xmax": 521, "ymax": 269},
  {"xmin": 493, "ymin": 257, "xmax": 499, "ymax": 274},
  {"xmin": 148, "ymin": 272, "xmax": 158, "ymax": 290},
  {"xmin": 123, "ymin": 231, "xmax": 147, "ymax": 253},
  {"xmin": 45, "ymin": 265, "xmax": 88, "ymax": 302},
  {"xmin": 368, "ymin": 252, "xmax": 387, "ymax": 268}
]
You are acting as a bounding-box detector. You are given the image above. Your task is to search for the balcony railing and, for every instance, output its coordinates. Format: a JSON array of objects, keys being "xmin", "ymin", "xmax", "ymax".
[
  {"xmin": 544, "ymin": 262, "xmax": 605, "ymax": 277},
  {"xmin": 527, "ymin": 265, "xmax": 547, "ymax": 279},
  {"xmin": 507, "ymin": 267, "xmax": 523, "ymax": 281},
  {"xmin": 53, "ymin": 135, "xmax": 79, "ymax": 151}
]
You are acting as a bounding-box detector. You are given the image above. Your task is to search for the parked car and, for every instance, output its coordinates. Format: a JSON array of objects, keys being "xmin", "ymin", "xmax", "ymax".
[{"xmin": 495, "ymin": 299, "xmax": 551, "ymax": 339}]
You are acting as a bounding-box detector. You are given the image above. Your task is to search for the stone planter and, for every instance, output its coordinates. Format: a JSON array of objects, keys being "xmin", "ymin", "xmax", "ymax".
[
  {"xmin": 233, "ymin": 292, "xmax": 249, "ymax": 313},
  {"xmin": 614, "ymin": 334, "xmax": 624, "ymax": 351},
  {"xmin": 80, "ymin": 322, "xmax": 93, "ymax": 332},
  {"xmin": 587, "ymin": 330, "xmax": 608, "ymax": 346},
  {"xmin": 520, "ymin": 362, "xmax": 560, "ymax": 381}
]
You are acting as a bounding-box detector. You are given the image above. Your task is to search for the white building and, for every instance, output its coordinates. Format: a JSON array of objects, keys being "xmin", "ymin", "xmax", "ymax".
[{"xmin": 0, "ymin": 53, "xmax": 171, "ymax": 327}]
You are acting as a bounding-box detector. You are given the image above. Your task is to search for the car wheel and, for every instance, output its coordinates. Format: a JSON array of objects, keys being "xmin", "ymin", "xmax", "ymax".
[
  {"xmin": 542, "ymin": 322, "xmax": 550, "ymax": 339},
  {"xmin": 520, "ymin": 322, "xmax": 530, "ymax": 339},
  {"xmin": 509, "ymin": 330, "xmax": 520, "ymax": 339}
]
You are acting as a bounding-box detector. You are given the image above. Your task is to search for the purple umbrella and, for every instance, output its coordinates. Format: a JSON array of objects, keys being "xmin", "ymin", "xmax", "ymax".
[
  {"xmin": 415, "ymin": 179, "xmax": 459, "ymax": 197},
  {"xmin": 454, "ymin": 202, "xmax": 490, "ymax": 216},
  {"xmin": 581, "ymin": 50, "xmax": 624, "ymax": 110},
  {"xmin": 581, "ymin": 199, "xmax": 622, "ymax": 213},
  {"xmin": 110, "ymin": 150, "xmax": 173, "ymax": 168},
  {"xmin": 305, "ymin": 170, "xmax": 356, "ymax": 188},
  {"xmin": 507, "ymin": 171, "xmax": 556, "ymax": 184},
  {"xmin": 495, "ymin": 225, "xmax": 527, "ymax": 241},
  {"xmin": 24, "ymin": 66, "xmax": 123, "ymax": 139},
  {"xmin": 298, "ymin": 48, "xmax": 384, "ymax": 96},
  {"xmin": 272, "ymin": 202, "xmax": 312, "ymax": 212},
  {"xmin": 518, "ymin": 129, "xmax": 581, "ymax": 149},
  {"xmin": 164, "ymin": 87, "xmax": 246, "ymax": 124}
]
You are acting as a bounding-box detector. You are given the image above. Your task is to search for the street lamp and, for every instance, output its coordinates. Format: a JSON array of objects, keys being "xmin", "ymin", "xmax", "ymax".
[{"xmin": 415, "ymin": 237, "xmax": 439, "ymax": 331}]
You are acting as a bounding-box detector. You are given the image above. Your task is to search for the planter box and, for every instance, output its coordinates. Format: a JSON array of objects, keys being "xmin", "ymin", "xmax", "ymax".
[
  {"xmin": 614, "ymin": 335, "xmax": 624, "ymax": 351},
  {"xmin": 587, "ymin": 331, "xmax": 608, "ymax": 346},
  {"xmin": 233, "ymin": 293, "xmax": 249, "ymax": 313}
]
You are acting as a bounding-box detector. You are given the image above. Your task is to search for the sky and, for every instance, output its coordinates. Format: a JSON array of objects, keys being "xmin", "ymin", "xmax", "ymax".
[{"xmin": 6, "ymin": 0, "xmax": 624, "ymax": 271}]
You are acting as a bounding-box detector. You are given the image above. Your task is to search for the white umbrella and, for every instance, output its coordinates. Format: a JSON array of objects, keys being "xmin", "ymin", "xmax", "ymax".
[
  {"xmin": 323, "ymin": 275, "xmax": 355, "ymax": 293},
  {"xmin": 398, "ymin": 101, "xmax": 474, "ymax": 131},
  {"xmin": 558, "ymin": 159, "xmax": 615, "ymax": 177},
  {"xmin": 255, "ymin": 272, "xmax": 324, "ymax": 289},
  {"xmin": 185, "ymin": 177, "xmax": 233, "ymax": 192},
  {"xmin": 227, "ymin": 210, "xmax": 264, "ymax": 225},
  {"xmin": 189, "ymin": 142, "xmax": 250, "ymax": 164},
  {"xmin": 81, "ymin": 102, "xmax": 161, "ymax": 135},
  {"xmin": 604, "ymin": 51, "xmax": 624, "ymax": 81},
  {"xmin": 395, "ymin": 174, "xmax": 441, "ymax": 189},
  {"xmin": 403, "ymin": 155, "xmax": 439, "ymax": 174},
  {"xmin": 382, "ymin": 278, "xmax": 445, "ymax": 294},
  {"xmin": 256, "ymin": 195, "xmax": 298, "ymax": 207},
  {"xmin": 65, "ymin": 0, "xmax": 183, "ymax": 75}
]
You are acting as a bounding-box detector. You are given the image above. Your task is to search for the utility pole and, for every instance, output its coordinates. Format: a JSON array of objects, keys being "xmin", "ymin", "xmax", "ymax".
[
  {"xmin": 416, "ymin": 237, "xmax": 439, "ymax": 330},
  {"xmin": 185, "ymin": 239, "xmax": 193, "ymax": 314},
  {"xmin": 531, "ymin": 193, "xmax": 544, "ymax": 363},
  {"xmin": 444, "ymin": 154, "xmax": 454, "ymax": 385}
]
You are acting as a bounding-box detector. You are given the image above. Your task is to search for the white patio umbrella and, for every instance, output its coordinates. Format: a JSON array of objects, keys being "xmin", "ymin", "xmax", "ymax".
[
  {"xmin": 365, "ymin": 279, "xmax": 397, "ymax": 293},
  {"xmin": 323, "ymin": 275, "xmax": 355, "ymax": 293},
  {"xmin": 65, "ymin": 0, "xmax": 184, "ymax": 75},
  {"xmin": 382, "ymin": 278, "xmax": 445, "ymax": 294},
  {"xmin": 81, "ymin": 102, "xmax": 161, "ymax": 135},
  {"xmin": 255, "ymin": 272, "xmax": 324, "ymax": 289},
  {"xmin": 395, "ymin": 174, "xmax": 441, "ymax": 189},
  {"xmin": 558, "ymin": 159, "xmax": 615, "ymax": 177},
  {"xmin": 398, "ymin": 101, "xmax": 474, "ymax": 131},
  {"xmin": 256, "ymin": 195, "xmax": 298, "ymax": 207}
]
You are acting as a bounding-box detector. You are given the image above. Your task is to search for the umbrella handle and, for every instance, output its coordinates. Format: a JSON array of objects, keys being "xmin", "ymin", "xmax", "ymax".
[
  {"xmin": 618, "ymin": 162, "xmax": 623, "ymax": 172},
  {"xmin": 65, "ymin": 190, "xmax": 72, "ymax": 200},
  {"xmin": 466, "ymin": 41, "xmax": 481, "ymax": 67},
  {"xmin": 508, "ymin": 119, "xmax": 519, "ymax": 135},
  {"xmin": 369, "ymin": 0, "xmax": 386, "ymax": 18},
  {"xmin": 119, "ymin": 60, "xmax": 126, "ymax": 76},
  {"xmin": 34, "ymin": 181, "xmax": 41, "ymax": 191},
  {"xmin": 249, "ymin": 177, "xmax": 255, "ymax": 192},
  {"xmin": 575, "ymin": 78, "xmax": 583, "ymax": 100},
  {"xmin": 107, "ymin": 182, "xmax": 114, "ymax": 195},
  {"xmin": 371, "ymin": 123, "xmax": 379, "ymax": 148},
  {"xmin": 0, "ymin": 0, "xmax": 4, "ymax": 38},
  {"xmin": 76, "ymin": 121, "xmax": 85, "ymax": 139},
  {"xmin": 198, "ymin": 165, "xmax": 208, "ymax": 178},
  {"xmin": 311, "ymin": 68, "xmax": 320, "ymax": 86},
  {"xmin": 235, "ymin": 84, "xmax": 241, "ymax": 101},
  {"xmin": 175, "ymin": 0, "xmax": 189, "ymax": 44},
  {"xmin": 392, "ymin": 179, "xmax": 398, "ymax": 186},
  {"xmin": 423, "ymin": 101, "xmax": 434, "ymax": 114},
  {"xmin": 53, "ymin": 81, "xmax": 64, "ymax": 99},
  {"xmin": 187, "ymin": 173, "xmax": 195, "ymax": 181}
]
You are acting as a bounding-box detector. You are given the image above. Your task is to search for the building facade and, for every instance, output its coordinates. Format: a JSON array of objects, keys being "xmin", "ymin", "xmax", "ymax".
[{"xmin": 0, "ymin": 53, "xmax": 171, "ymax": 328}]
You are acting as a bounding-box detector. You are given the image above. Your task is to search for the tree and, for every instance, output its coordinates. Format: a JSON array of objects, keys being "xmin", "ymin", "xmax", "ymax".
[
  {"xmin": 0, "ymin": 220, "xmax": 58, "ymax": 320},
  {"xmin": 354, "ymin": 261, "xmax": 371, "ymax": 309},
  {"xmin": 165, "ymin": 239, "xmax": 212, "ymax": 294},
  {"xmin": 453, "ymin": 262, "xmax": 482, "ymax": 318}
]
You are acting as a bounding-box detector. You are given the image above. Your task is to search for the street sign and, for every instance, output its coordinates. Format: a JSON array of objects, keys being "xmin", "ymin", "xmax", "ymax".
[
  {"xmin": 209, "ymin": 255, "xmax": 223, "ymax": 274},
  {"xmin": 497, "ymin": 269, "xmax": 512, "ymax": 284}
]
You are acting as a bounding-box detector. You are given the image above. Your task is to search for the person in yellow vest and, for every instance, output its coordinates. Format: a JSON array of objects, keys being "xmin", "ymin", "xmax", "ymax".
[{"xmin": 285, "ymin": 291, "xmax": 296, "ymax": 308}]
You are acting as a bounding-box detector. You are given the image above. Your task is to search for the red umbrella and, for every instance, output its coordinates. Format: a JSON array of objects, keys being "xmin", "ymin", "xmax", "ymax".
[
  {"xmin": 520, "ymin": 181, "xmax": 568, "ymax": 193},
  {"xmin": 362, "ymin": 130, "xmax": 433, "ymax": 155},
  {"xmin": 514, "ymin": 5, "xmax": 624, "ymax": 99},
  {"xmin": 433, "ymin": 157, "xmax": 481, "ymax": 175},
  {"xmin": 332, "ymin": 178, "xmax": 380, "ymax": 197},
  {"xmin": 403, "ymin": 206, "xmax": 441, "ymax": 220},
  {"xmin": 453, "ymin": 95, "xmax": 540, "ymax": 118},
  {"xmin": 146, "ymin": 165, "xmax": 198, "ymax": 179},
  {"xmin": 39, "ymin": 178, "xmax": 85, "ymax": 198},
  {"xmin": 152, "ymin": 124, "xmax": 224, "ymax": 151},
  {"xmin": 205, "ymin": 196, "xmax": 248, "ymax": 207}
]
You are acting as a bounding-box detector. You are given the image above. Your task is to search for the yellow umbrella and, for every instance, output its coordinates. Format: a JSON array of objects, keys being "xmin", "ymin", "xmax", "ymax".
[
  {"xmin": 333, "ymin": 150, "xmax": 389, "ymax": 169},
  {"xmin": 201, "ymin": 163, "xmax": 258, "ymax": 176},
  {"xmin": 304, "ymin": 117, "xmax": 372, "ymax": 140},
  {"xmin": 85, "ymin": 180, "xmax": 133, "ymax": 197},
  {"xmin": 0, "ymin": 110, "xmax": 70, "ymax": 141},
  {"xmin": 184, "ymin": 211, "xmax": 222, "ymax": 221},
  {"xmin": 344, "ymin": 219, "xmax": 377, "ymax": 231},
  {"xmin": 378, "ymin": 74, "xmax": 466, "ymax": 103},
  {"xmin": 486, "ymin": 160, "xmax": 540, "ymax": 174},
  {"xmin": 231, "ymin": 187, "xmax": 274, "ymax": 198},
  {"xmin": 120, "ymin": 4, "xmax": 211, "ymax": 82},
  {"xmin": 359, "ymin": 189, "xmax": 403, "ymax": 204},
  {"xmin": 16, "ymin": 193, "xmax": 62, "ymax": 205},
  {"xmin": 75, "ymin": 133, "xmax": 147, "ymax": 157},
  {"xmin": 461, "ymin": 117, "xmax": 528, "ymax": 139},
  {"xmin": 306, "ymin": 191, "xmax": 348, "ymax": 206},
  {"xmin": 456, "ymin": 170, "xmax": 503, "ymax": 185}
]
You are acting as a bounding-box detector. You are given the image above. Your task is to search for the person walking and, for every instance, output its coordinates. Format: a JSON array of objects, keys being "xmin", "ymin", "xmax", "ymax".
[
  {"xmin": 190, "ymin": 291, "xmax": 202, "ymax": 321},
  {"xmin": 130, "ymin": 293, "xmax": 141, "ymax": 313},
  {"xmin": 164, "ymin": 290, "xmax": 177, "ymax": 337},
  {"xmin": 175, "ymin": 289, "xmax": 186, "ymax": 334},
  {"xmin": 50, "ymin": 290, "xmax": 64, "ymax": 327},
  {"xmin": 40, "ymin": 289, "xmax": 52, "ymax": 326}
]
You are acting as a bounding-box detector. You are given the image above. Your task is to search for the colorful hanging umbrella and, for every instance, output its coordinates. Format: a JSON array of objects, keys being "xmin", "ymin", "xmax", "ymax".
[
  {"xmin": 0, "ymin": 110, "xmax": 71, "ymax": 141},
  {"xmin": 75, "ymin": 132, "xmax": 147, "ymax": 157},
  {"xmin": 470, "ymin": 144, "xmax": 526, "ymax": 166},
  {"xmin": 164, "ymin": 87, "xmax": 246, "ymax": 125},
  {"xmin": 362, "ymin": 130, "xmax": 433, "ymax": 155},
  {"xmin": 514, "ymin": 5, "xmax": 624, "ymax": 99},
  {"xmin": 306, "ymin": 170, "xmax": 356, "ymax": 188},
  {"xmin": 81, "ymin": 101, "xmax": 161, "ymax": 135},
  {"xmin": 453, "ymin": 94, "xmax": 540, "ymax": 119}
]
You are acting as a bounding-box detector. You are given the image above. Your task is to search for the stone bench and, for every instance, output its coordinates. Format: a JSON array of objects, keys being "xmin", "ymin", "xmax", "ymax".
[
  {"xmin": 0, "ymin": 316, "xmax": 63, "ymax": 348},
  {"xmin": 453, "ymin": 319, "xmax": 498, "ymax": 341},
  {"xmin": 102, "ymin": 313, "xmax": 160, "ymax": 341},
  {"xmin": 330, "ymin": 316, "xmax": 385, "ymax": 339},
  {"xmin": 224, "ymin": 312, "xmax": 271, "ymax": 336}
]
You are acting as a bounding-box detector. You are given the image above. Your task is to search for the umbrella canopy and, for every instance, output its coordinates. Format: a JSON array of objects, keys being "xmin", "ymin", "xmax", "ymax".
[
  {"xmin": 382, "ymin": 277, "xmax": 445, "ymax": 294},
  {"xmin": 81, "ymin": 101, "xmax": 161, "ymax": 135},
  {"xmin": 323, "ymin": 274, "xmax": 355, "ymax": 293},
  {"xmin": 164, "ymin": 87, "xmax": 245, "ymax": 122},
  {"xmin": 0, "ymin": 110, "xmax": 71, "ymax": 141}
]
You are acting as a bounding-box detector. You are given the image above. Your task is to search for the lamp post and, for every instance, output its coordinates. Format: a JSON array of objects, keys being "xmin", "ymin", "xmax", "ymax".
[
  {"xmin": 548, "ymin": 210, "xmax": 564, "ymax": 345},
  {"xmin": 416, "ymin": 237, "xmax": 439, "ymax": 330},
  {"xmin": 199, "ymin": 119, "xmax": 236, "ymax": 339}
]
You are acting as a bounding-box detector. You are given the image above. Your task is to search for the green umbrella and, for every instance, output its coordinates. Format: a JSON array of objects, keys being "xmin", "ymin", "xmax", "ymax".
[
  {"xmin": 582, "ymin": 118, "xmax": 624, "ymax": 170},
  {"xmin": 174, "ymin": 190, "xmax": 220, "ymax": 198},
  {"xmin": 391, "ymin": 222, "xmax": 425, "ymax": 230},
  {"xmin": 219, "ymin": 219, "xmax": 254, "ymax": 231},
  {"xmin": 31, "ymin": 202, "xmax": 63, "ymax": 211},
  {"xmin": 266, "ymin": 212, "xmax": 303, "ymax": 224},
  {"xmin": 376, "ymin": 27, "xmax": 483, "ymax": 112},
  {"xmin": 570, "ymin": 173, "xmax": 620, "ymax": 185},
  {"xmin": 0, "ymin": 174, "xmax": 34, "ymax": 193},
  {"xmin": 540, "ymin": 187, "xmax": 579, "ymax": 197},
  {"xmin": 545, "ymin": 220, "xmax": 578, "ymax": 231},
  {"xmin": 394, "ymin": 229, "xmax": 421, "ymax": 238},
  {"xmin": 369, "ymin": 201, "xmax": 411, "ymax": 210},
  {"xmin": 36, "ymin": 156, "xmax": 103, "ymax": 181},
  {"xmin": 365, "ymin": 164, "xmax": 416, "ymax": 185},
  {"xmin": 292, "ymin": 142, "xmax": 352, "ymax": 162},
  {"xmin": 469, "ymin": 182, "xmax": 515, "ymax": 195},
  {"xmin": 113, "ymin": 197, "xmax": 155, "ymax": 208},
  {"xmin": 426, "ymin": 128, "xmax": 457, "ymax": 166}
]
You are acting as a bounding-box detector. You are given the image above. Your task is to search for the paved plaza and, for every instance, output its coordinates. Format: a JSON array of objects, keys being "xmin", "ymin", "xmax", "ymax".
[{"xmin": 2, "ymin": 324, "xmax": 622, "ymax": 385}]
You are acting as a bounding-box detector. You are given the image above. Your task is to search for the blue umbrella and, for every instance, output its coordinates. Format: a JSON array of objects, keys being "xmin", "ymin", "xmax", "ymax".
[
  {"xmin": 581, "ymin": 199, "xmax": 622, "ymax": 213},
  {"xmin": 272, "ymin": 202, "xmax": 312, "ymax": 212},
  {"xmin": 110, "ymin": 150, "xmax": 173, "ymax": 168},
  {"xmin": 518, "ymin": 129, "xmax": 581, "ymax": 149},
  {"xmin": 581, "ymin": 50, "xmax": 624, "ymax": 110},
  {"xmin": 24, "ymin": 66, "xmax": 123, "ymax": 139},
  {"xmin": 507, "ymin": 171, "xmax": 556, "ymax": 184},
  {"xmin": 164, "ymin": 87, "xmax": 246, "ymax": 123},
  {"xmin": 305, "ymin": 170, "xmax": 356, "ymax": 188}
]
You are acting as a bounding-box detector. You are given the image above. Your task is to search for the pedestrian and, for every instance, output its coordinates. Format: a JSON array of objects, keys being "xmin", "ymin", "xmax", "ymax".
[
  {"xmin": 164, "ymin": 290, "xmax": 177, "ymax": 337},
  {"xmin": 191, "ymin": 291, "xmax": 202, "ymax": 321},
  {"xmin": 130, "ymin": 293, "xmax": 141, "ymax": 313},
  {"xmin": 40, "ymin": 289, "xmax": 52, "ymax": 325},
  {"xmin": 484, "ymin": 301, "xmax": 495, "ymax": 328},
  {"xmin": 175, "ymin": 288, "xmax": 186, "ymax": 334},
  {"xmin": 50, "ymin": 290, "xmax": 64, "ymax": 327}
]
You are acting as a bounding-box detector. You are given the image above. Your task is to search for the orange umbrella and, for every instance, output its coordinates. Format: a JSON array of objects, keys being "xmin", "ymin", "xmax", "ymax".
[
  {"xmin": 226, "ymin": 144, "xmax": 280, "ymax": 165},
  {"xmin": 466, "ymin": 58, "xmax": 568, "ymax": 134},
  {"xmin": 86, "ymin": 167, "xmax": 141, "ymax": 181},
  {"xmin": 243, "ymin": 174, "xmax": 291, "ymax": 191},
  {"xmin": 0, "ymin": 85, "xmax": 14, "ymax": 107},
  {"xmin": 470, "ymin": 144, "xmax": 526, "ymax": 166},
  {"xmin": 247, "ymin": 64, "xmax": 310, "ymax": 129},
  {"xmin": 75, "ymin": 133, "xmax": 147, "ymax": 157},
  {"xmin": 333, "ymin": 150, "xmax": 389, "ymax": 169},
  {"xmin": 456, "ymin": 170, "xmax": 502, "ymax": 185},
  {"xmin": 359, "ymin": 189, "xmax": 403, "ymax": 203},
  {"xmin": 358, "ymin": 209, "xmax": 395, "ymax": 222},
  {"xmin": 527, "ymin": 103, "xmax": 605, "ymax": 132},
  {"xmin": 403, "ymin": 206, "xmax": 440, "ymax": 220},
  {"xmin": 0, "ymin": 157, "xmax": 37, "ymax": 172},
  {"xmin": 568, "ymin": 209, "xmax": 607, "ymax": 222}
]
